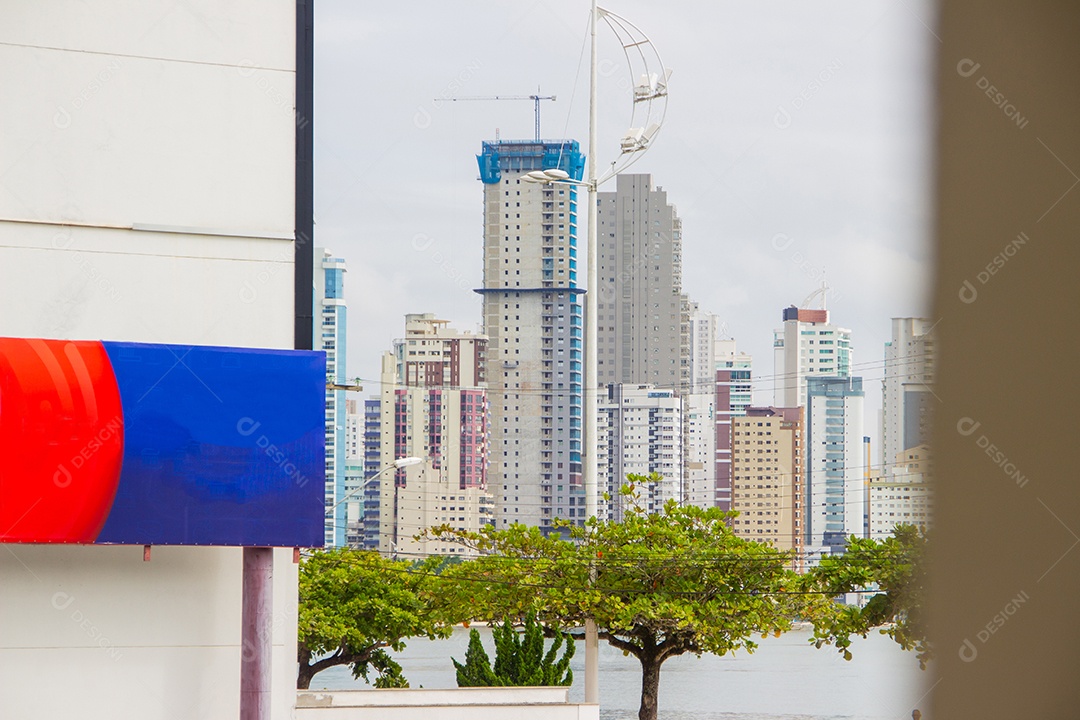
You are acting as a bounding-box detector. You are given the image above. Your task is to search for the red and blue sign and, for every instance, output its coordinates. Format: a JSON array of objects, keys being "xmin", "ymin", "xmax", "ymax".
[{"xmin": 0, "ymin": 338, "xmax": 325, "ymax": 546}]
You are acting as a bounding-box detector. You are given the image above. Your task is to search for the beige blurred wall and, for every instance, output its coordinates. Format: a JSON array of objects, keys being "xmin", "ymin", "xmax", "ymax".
[{"xmin": 931, "ymin": 2, "xmax": 1080, "ymax": 717}]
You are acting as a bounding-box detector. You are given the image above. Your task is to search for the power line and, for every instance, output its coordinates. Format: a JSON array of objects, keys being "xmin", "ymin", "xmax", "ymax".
[
  {"xmin": 302, "ymin": 547, "xmax": 902, "ymax": 597},
  {"xmin": 341, "ymin": 351, "xmax": 935, "ymax": 399}
]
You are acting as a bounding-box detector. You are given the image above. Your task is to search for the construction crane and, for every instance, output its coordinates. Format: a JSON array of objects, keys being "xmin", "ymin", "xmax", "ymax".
[{"xmin": 433, "ymin": 89, "xmax": 556, "ymax": 142}]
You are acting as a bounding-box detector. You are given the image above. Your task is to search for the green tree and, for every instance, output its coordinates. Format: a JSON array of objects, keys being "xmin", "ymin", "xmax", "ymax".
[
  {"xmin": 297, "ymin": 549, "xmax": 454, "ymax": 689},
  {"xmin": 453, "ymin": 614, "xmax": 574, "ymax": 687},
  {"xmin": 428, "ymin": 477, "xmax": 799, "ymax": 720},
  {"xmin": 801, "ymin": 524, "xmax": 930, "ymax": 667}
]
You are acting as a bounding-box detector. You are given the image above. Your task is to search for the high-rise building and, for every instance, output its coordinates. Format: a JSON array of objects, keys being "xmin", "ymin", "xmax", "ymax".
[
  {"xmin": 882, "ymin": 318, "xmax": 936, "ymax": 471},
  {"xmin": 685, "ymin": 393, "xmax": 716, "ymax": 509},
  {"xmin": 714, "ymin": 339, "xmax": 753, "ymax": 511},
  {"xmin": 375, "ymin": 314, "xmax": 491, "ymax": 555},
  {"xmin": 362, "ymin": 398, "xmax": 382, "ymax": 550},
  {"xmin": 344, "ymin": 399, "xmax": 365, "ymax": 547},
  {"xmin": 685, "ymin": 305, "xmax": 719, "ymax": 509},
  {"xmin": 731, "ymin": 406, "xmax": 805, "ymax": 570},
  {"xmin": 805, "ymin": 376, "xmax": 866, "ymax": 564},
  {"xmin": 315, "ymin": 247, "xmax": 348, "ymax": 547},
  {"xmin": 477, "ymin": 139, "xmax": 585, "ymax": 533},
  {"xmin": 688, "ymin": 304, "xmax": 719, "ymax": 393},
  {"xmin": 869, "ymin": 444, "xmax": 933, "ymax": 539},
  {"xmin": 599, "ymin": 384, "xmax": 683, "ymax": 521},
  {"xmin": 593, "ymin": 173, "xmax": 699, "ymax": 514},
  {"xmin": 773, "ymin": 306, "xmax": 852, "ymax": 408},
  {"xmin": 595, "ymin": 174, "xmax": 688, "ymax": 391}
]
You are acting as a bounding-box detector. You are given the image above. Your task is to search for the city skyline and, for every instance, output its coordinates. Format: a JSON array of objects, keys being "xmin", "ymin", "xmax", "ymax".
[{"xmin": 315, "ymin": 0, "xmax": 935, "ymax": 457}]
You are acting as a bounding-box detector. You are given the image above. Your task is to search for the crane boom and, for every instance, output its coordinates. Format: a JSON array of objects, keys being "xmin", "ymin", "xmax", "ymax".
[{"xmin": 433, "ymin": 92, "xmax": 556, "ymax": 141}]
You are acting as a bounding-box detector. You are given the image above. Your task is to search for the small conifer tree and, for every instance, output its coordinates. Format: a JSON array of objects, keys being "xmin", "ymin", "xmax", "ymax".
[{"xmin": 453, "ymin": 614, "xmax": 574, "ymax": 687}]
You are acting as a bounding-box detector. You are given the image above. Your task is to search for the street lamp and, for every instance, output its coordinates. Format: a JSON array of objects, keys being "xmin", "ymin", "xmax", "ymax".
[
  {"xmin": 331, "ymin": 455, "xmax": 422, "ymax": 511},
  {"xmin": 523, "ymin": 1, "xmax": 669, "ymax": 706},
  {"xmin": 331, "ymin": 456, "xmax": 422, "ymax": 551}
]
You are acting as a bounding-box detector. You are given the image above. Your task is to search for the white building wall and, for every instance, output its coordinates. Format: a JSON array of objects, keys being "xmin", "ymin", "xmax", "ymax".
[
  {"xmin": 684, "ymin": 307, "xmax": 718, "ymax": 509},
  {"xmin": 0, "ymin": 3, "xmax": 302, "ymax": 718},
  {"xmin": 869, "ymin": 474, "xmax": 932, "ymax": 539},
  {"xmin": 685, "ymin": 393, "xmax": 716, "ymax": 509},
  {"xmin": 870, "ymin": 446, "xmax": 933, "ymax": 539}
]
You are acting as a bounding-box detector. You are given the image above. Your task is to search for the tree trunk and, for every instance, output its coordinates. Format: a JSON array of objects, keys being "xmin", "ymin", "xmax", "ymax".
[
  {"xmin": 297, "ymin": 643, "xmax": 376, "ymax": 690},
  {"xmin": 297, "ymin": 645, "xmax": 315, "ymax": 690},
  {"xmin": 638, "ymin": 654, "xmax": 662, "ymax": 720},
  {"xmin": 297, "ymin": 665, "xmax": 315, "ymax": 690}
]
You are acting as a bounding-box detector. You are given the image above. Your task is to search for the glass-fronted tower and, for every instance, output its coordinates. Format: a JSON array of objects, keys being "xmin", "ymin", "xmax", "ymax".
[
  {"xmin": 805, "ymin": 375, "xmax": 866, "ymax": 565},
  {"xmin": 314, "ymin": 247, "xmax": 347, "ymax": 547}
]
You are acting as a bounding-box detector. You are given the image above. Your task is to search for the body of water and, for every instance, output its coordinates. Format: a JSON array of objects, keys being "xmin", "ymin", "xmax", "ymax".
[{"xmin": 311, "ymin": 625, "xmax": 933, "ymax": 720}]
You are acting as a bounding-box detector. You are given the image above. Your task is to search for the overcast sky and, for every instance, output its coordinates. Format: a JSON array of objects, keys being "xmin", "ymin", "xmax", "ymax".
[{"xmin": 313, "ymin": 0, "xmax": 937, "ymax": 452}]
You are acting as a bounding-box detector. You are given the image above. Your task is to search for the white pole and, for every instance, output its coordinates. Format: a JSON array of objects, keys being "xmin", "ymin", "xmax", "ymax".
[{"xmin": 583, "ymin": 0, "xmax": 600, "ymax": 707}]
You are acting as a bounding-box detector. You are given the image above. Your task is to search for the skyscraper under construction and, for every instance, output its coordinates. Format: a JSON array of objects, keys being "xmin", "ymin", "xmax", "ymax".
[{"xmin": 476, "ymin": 139, "xmax": 586, "ymax": 534}]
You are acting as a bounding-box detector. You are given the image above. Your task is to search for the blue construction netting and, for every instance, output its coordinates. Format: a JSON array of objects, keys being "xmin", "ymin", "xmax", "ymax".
[{"xmin": 476, "ymin": 139, "xmax": 585, "ymax": 184}]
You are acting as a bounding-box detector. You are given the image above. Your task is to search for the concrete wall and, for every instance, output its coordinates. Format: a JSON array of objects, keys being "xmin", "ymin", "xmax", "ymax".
[
  {"xmin": 296, "ymin": 688, "xmax": 599, "ymax": 720},
  {"xmin": 0, "ymin": 1, "xmax": 302, "ymax": 718},
  {"xmin": 1, "ymin": 546, "xmax": 299, "ymax": 719}
]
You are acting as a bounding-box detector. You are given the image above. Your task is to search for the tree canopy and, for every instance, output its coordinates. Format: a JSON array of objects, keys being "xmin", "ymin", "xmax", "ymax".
[
  {"xmin": 801, "ymin": 523, "xmax": 930, "ymax": 667},
  {"xmin": 297, "ymin": 548, "xmax": 454, "ymax": 689},
  {"xmin": 428, "ymin": 478, "xmax": 801, "ymax": 720}
]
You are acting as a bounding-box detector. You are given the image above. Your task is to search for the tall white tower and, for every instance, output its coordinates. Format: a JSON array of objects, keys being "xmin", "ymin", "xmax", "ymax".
[{"xmin": 773, "ymin": 306, "xmax": 852, "ymax": 408}]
